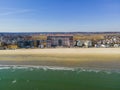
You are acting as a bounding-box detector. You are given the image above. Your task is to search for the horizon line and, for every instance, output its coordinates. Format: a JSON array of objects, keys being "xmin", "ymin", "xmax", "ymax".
[{"xmin": 0, "ymin": 31, "xmax": 120, "ymax": 33}]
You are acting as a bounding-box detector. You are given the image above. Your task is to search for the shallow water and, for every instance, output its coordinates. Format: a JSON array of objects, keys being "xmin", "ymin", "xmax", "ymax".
[{"xmin": 0, "ymin": 65, "xmax": 120, "ymax": 90}]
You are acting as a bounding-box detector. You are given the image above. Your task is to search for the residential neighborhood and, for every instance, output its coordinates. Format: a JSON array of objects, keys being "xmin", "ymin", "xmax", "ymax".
[{"xmin": 0, "ymin": 32, "xmax": 120, "ymax": 49}]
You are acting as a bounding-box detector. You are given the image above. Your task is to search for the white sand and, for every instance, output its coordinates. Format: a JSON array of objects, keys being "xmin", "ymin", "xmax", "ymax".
[{"xmin": 0, "ymin": 48, "xmax": 120, "ymax": 68}]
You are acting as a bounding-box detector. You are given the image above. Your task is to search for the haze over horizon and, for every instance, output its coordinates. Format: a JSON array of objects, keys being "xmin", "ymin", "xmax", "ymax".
[{"xmin": 0, "ymin": 0, "xmax": 120, "ymax": 32}]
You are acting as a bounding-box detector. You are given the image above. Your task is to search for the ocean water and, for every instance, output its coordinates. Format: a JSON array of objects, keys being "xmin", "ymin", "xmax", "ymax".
[{"xmin": 0, "ymin": 65, "xmax": 120, "ymax": 90}]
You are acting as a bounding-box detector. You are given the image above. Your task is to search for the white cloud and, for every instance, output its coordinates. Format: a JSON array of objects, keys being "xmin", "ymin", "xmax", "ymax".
[{"xmin": 0, "ymin": 8, "xmax": 32, "ymax": 16}]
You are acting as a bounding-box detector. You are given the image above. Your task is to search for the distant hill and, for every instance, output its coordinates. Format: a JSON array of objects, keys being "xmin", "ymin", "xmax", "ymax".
[{"xmin": 0, "ymin": 32, "xmax": 120, "ymax": 35}]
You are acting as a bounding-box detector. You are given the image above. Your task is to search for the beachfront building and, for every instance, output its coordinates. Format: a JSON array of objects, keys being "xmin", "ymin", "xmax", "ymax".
[
  {"xmin": 32, "ymin": 35, "xmax": 47, "ymax": 48},
  {"xmin": 47, "ymin": 34, "xmax": 73, "ymax": 48}
]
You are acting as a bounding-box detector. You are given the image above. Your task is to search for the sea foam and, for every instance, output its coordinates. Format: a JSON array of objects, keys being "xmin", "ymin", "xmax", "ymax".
[{"xmin": 0, "ymin": 65, "xmax": 120, "ymax": 74}]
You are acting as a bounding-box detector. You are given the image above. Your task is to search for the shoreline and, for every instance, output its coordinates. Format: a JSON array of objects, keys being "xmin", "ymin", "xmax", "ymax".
[
  {"xmin": 0, "ymin": 48, "xmax": 120, "ymax": 69},
  {"xmin": 0, "ymin": 65, "xmax": 120, "ymax": 74}
]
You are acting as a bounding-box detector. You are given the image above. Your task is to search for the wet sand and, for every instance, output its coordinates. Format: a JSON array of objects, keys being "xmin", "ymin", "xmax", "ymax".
[{"xmin": 0, "ymin": 48, "xmax": 120, "ymax": 69}]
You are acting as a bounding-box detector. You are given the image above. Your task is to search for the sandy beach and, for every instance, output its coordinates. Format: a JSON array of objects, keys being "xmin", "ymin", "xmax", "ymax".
[{"xmin": 0, "ymin": 48, "xmax": 120, "ymax": 69}]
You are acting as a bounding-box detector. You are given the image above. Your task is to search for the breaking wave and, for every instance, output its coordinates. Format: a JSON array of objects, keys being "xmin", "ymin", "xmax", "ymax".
[{"xmin": 0, "ymin": 65, "xmax": 120, "ymax": 74}]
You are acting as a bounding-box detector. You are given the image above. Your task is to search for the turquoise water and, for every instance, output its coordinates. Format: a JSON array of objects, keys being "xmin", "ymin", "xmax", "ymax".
[{"xmin": 0, "ymin": 66, "xmax": 120, "ymax": 90}]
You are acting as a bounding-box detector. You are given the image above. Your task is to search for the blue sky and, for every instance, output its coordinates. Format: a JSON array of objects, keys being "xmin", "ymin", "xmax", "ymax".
[{"xmin": 0, "ymin": 0, "xmax": 120, "ymax": 32}]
